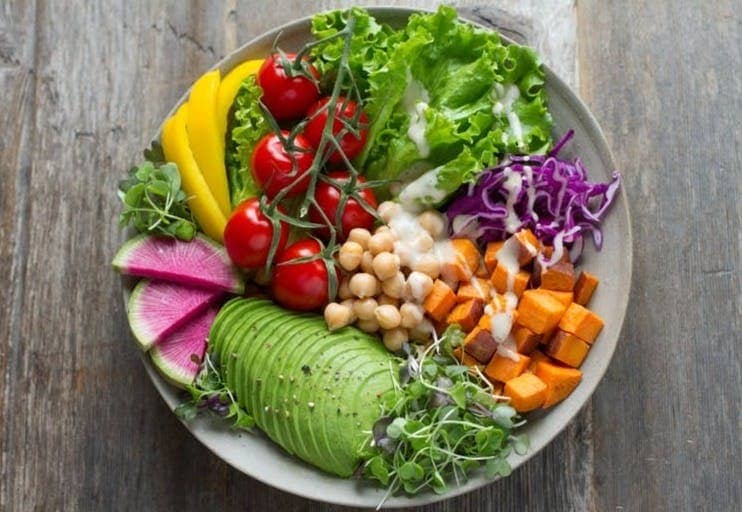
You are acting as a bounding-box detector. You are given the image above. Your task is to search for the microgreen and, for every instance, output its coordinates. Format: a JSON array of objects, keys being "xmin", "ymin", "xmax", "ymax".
[{"xmin": 360, "ymin": 326, "xmax": 527, "ymax": 506}]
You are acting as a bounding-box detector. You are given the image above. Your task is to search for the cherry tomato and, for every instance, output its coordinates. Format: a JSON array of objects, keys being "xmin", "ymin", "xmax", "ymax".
[
  {"xmin": 257, "ymin": 53, "xmax": 319, "ymax": 121},
  {"xmin": 309, "ymin": 171, "xmax": 377, "ymax": 241},
  {"xmin": 271, "ymin": 239, "xmax": 338, "ymax": 311},
  {"xmin": 304, "ymin": 96, "xmax": 369, "ymax": 164},
  {"xmin": 251, "ymin": 130, "xmax": 314, "ymax": 199},
  {"xmin": 224, "ymin": 198, "xmax": 289, "ymax": 269}
]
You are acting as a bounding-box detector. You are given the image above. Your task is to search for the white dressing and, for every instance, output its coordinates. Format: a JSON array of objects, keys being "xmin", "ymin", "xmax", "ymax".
[
  {"xmin": 492, "ymin": 83, "xmax": 525, "ymax": 149},
  {"xmin": 398, "ymin": 167, "xmax": 448, "ymax": 211},
  {"xmin": 403, "ymin": 71, "xmax": 431, "ymax": 158},
  {"xmin": 486, "ymin": 239, "xmax": 523, "ymax": 361},
  {"xmin": 501, "ymin": 166, "xmax": 523, "ymax": 233}
]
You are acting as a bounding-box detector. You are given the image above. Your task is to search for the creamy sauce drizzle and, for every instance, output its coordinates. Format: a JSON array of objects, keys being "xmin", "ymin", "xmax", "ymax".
[
  {"xmin": 398, "ymin": 166, "xmax": 448, "ymax": 212},
  {"xmin": 492, "ymin": 83, "xmax": 524, "ymax": 149},
  {"xmin": 487, "ymin": 237, "xmax": 522, "ymax": 361},
  {"xmin": 403, "ymin": 71, "xmax": 430, "ymax": 158}
]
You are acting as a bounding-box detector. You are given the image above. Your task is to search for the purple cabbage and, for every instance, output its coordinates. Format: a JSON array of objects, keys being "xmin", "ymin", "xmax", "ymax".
[{"xmin": 445, "ymin": 130, "xmax": 621, "ymax": 264}]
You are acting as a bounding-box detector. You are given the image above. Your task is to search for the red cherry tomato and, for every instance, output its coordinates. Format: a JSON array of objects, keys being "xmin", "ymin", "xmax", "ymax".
[
  {"xmin": 309, "ymin": 171, "xmax": 377, "ymax": 241},
  {"xmin": 257, "ymin": 53, "xmax": 319, "ymax": 121},
  {"xmin": 271, "ymin": 239, "xmax": 338, "ymax": 311},
  {"xmin": 251, "ymin": 130, "xmax": 314, "ymax": 199},
  {"xmin": 224, "ymin": 198, "xmax": 289, "ymax": 269},
  {"xmin": 304, "ymin": 96, "xmax": 369, "ymax": 164}
]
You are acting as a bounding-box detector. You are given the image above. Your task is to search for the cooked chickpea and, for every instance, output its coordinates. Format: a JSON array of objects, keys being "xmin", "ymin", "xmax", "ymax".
[
  {"xmin": 338, "ymin": 241, "xmax": 363, "ymax": 271},
  {"xmin": 357, "ymin": 318, "xmax": 380, "ymax": 333},
  {"xmin": 383, "ymin": 328, "xmax": 409, "ymax": 352},
  {"xmin": 377, "ymin": 201, "xmax": 402, "ymax": 223},
  {"xmin": 340, "ymin": 298, "xmax": 358, "ymax": 322},
  {"xmin": 348, "ymin": 228, "xmax": 371, "ymax": 250},
  {"xmin": 411, "ymin": 253, "xmax": 441, "ymax": 279},
  {"xmin": 360, "ymin": 250, "xmax": 375, "ymax": 274},
  {"xmin": 377, "ymin": 294, "xmax": 399, "ymax": 308},
  {"xmin": 400, "ymin": 303, "xmax": 424, "ymax": 329},
  {"xmin": 394, "ymin": 243, "xmax": 412, "ymax": 268},
  {"xmin": 324, "ymin": 302, "xmax": 353, "ymax": 331},
  {"xmin": 349, "ymin": 273, "xmax": 380, "ymax": 299},
  {"xmin": 338, "ymin": 276, "xmax": 353, "ymax": 300},
  {"xmin": 409, "ymin": 319, "xmax": 434, "ymax": 342},
  {"xmin": 368, "ymin": 231, "xmax": 395, "ymax": 255},
  {"xmin": 353, "ymin": 297, "xmax": 378, "ymax": 321},
  {"xmin": 412, "ymin": 232, "xmax": 434, "ymax": 252},
  {"xmin": 374, "ymin": 304, "xmax": 401, "ymax": 330},
  {"xmin": 372, "ymin": 252, "xmax": 400, "ymax": 281},
  {"xmin": 407, "ymin": 271, "xmax": 434, "ymax": 302},
  {"xmin": 418, "ymin": 210, "xmax": 446, "ymax": 238},
  {"xmin": 381, "ymin": 272, "xmax": 407, "ymax": 299}
]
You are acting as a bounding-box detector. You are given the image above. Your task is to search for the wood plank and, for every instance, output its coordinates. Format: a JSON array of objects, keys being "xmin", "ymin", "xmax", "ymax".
[{"xmin": 579, "ymin": 1, "xmax": 741, "ymax": 511}]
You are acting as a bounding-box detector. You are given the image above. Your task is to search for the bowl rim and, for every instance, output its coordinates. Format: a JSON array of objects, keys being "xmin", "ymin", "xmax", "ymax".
[{"xmin": 132, "ymin": 5, "xmax": 633, "ymax": 507}]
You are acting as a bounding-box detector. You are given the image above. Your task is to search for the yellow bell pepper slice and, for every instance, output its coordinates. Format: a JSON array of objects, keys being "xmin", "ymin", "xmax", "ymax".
[
  {"xmin": 216, "ymin": 59, "xmax": 264, "ymax": 138},
  {"xmin": 161, "ymin": 104, "xmax": 227, "ymax": 243},
  {"xmin": 186, "ymin": 70, "xmax": 231, "ymax": 217}
]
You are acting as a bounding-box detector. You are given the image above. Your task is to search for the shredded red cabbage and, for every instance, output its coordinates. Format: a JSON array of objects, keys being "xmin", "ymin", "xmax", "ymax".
[{"xmin": 445, "ymin": 130, "xmax": 621, "ymax": 264}]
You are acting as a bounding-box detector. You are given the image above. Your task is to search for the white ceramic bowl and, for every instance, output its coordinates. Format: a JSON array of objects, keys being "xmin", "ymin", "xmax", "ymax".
[{"xmin": 131, "ymin": 7, "xmax": 632, "ymax": 508}]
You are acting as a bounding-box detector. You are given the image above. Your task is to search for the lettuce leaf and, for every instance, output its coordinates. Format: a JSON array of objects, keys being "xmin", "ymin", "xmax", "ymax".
[
  {"xmin": 398, "ymin": 149, "xmax": 480, "ymax": 210},
  {"xmin": 224, "ymin": 75, "xmax": 267, "ymax": 207}
]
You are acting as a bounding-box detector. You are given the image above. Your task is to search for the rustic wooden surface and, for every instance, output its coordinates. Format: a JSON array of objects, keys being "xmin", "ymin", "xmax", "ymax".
[{"xmin": 0, "ymin": 0, "xmax": 739, "ymax": 510}]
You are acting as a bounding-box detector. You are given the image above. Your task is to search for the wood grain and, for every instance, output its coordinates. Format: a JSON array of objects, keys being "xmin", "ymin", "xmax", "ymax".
[{"xmin": 0, "ymin": 0, "xmax": 738, "ymax": 511}]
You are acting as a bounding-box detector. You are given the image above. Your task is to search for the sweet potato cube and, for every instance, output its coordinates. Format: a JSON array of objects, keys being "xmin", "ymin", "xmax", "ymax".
[
  {"xmin": 546, "ymin": 330, "xmax": 590, "ymax": 367},
  {"xmin": 574, "ymin": 271, "xmax": 599, "ymax": 306},
  {"xmin": 485, "ymin": 353, "xmax": 531, "ymax": 383},
  {"xmin": 478, "ymin": 314, "xmax": 491, "ymax": 330},
  {"xmin": 539, "ymin": 260, "xmax": 576, "ymax": 291},
  {"xmin": 475, "ymin": 262, "xmax": 489, "ymax": 278},
  {"xmin": 512, "ymin": 324, "xmax": 541, "ymax": 354},
  {"xmin": 491, "ymin": 263, "xmax": 530, "ymax": 297},
  {"xmin": 484, "ymin": 241, "xmax": 505, "ymax": 273},
  {"xmin": 446, "ymin": 298, "xmax": 484, "ymax": 332},
  {"xmin": 443, "ymin": 239, "xmax": 480, "ymax": 281},
  {"xmin": 558, "ymin": 303, "xmax": 604, "ymax": 343},
  {"xmin": 457, "ymin": 278, "xmax": 490, "ymax": 303},
  {"xmin": 527, "ymin": 350, "xmax": 551, "ymax": 371},
  {"xmin": 464, "ymin": 327, "xmax": 497, "ymax": 363},
  {"xmin": 513, "ymin": 229, "xmax": 540, "ymax": 266},
  {"xmin": 504, "ymin": 373, "xmax": 547, "ymax": 412},
  {"xmin": 453, "ymin": 347, "xmax": 484, "ymax": 369},
  {"xmin": 424, "ymin": 279, "xmax": 457, "ymax": 322},
  {"xmin": 533, "ymin": 361, "xmax": 583, "ymax": 407},
  {"xmin": 492, "ymin": 382, "xmax": 505, "ymax": 397},
  {"xmin": 516, "ymin": 290, "xmax": 567, "ymax": 334},
  {"xmin": 541, "ymin": 289, "xmax": 573, "ymax": 308}
]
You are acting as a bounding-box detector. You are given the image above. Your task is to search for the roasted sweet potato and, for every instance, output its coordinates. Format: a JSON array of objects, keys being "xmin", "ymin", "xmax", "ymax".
[
  {"xmin": 491, "ymin": 263, "xmax": 530, "ymax": 297},
  {"xmin": 443, "ymin": 239, "xmax": 481, "ymax": 281},
  {"xmin": 533, "ymin": 361, "xmax": 583, "ymax": 407},
  {"xmin": 516, "ymin": 289, "xmax": 567, "ymax": 334},
  {"xmin": 558, "ymin": 303, "xmax": 604, "ymax": 343},
  {"xmin": 504, "ymin": 373, "xmax": 547, "ymax": 412},
  {"xmin": 464, "ymin": 327, "xmax": 498, "ymax": 363},
  {"xmin": 475, "ymin": 262, "xmax": 490, "ymax": 278},
  {"xmin": 484, "ymin": 241, "xmax": 505, "ymax": 274},
  {"xmin": 484, "ymin": 352, "xmax": 531, "ymax": 383},
  {"xmin": 541, "ymin": 289, "xmax": 574, "ymax": 308},
  {"xmin": 539, "ymin": 260, "xmax": 576, "ymax": 291},
  {"xmin": 513, "ymin": 229, "xmax": 540, "ymax": 266},
  {"xmin": 546, "ymin": 330, "xmax": 590, "ymax": 367},
  {"xmin": 457, "ymin": 277, "xmax": 491, "ymax": 302},
  {"xmin": 527, "ymin": 350, "xmax": 551, "ymax": 371},
  {"xmin": 453, "ymin": 346, "xmax": 484, "ymax": 370},
  {"xmin": 423, "ymin": 279, "xmax": 457, "ymax": 322},
  {"xmin": 574, "ymin": 271, "xmax": 599, "ymax": 306},
  {"xmin": 512, "ymin": 324, "xmax": 541, "ymax": 354},
  {"xmin": 446, "ymin": 298, "xmax": 484, "ymax": 332}
]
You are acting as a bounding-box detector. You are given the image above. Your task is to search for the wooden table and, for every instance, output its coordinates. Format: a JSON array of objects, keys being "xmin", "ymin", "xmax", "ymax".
[{"xmin": 1, "ymin": 1, "xmax": 739, "ymax": 510}]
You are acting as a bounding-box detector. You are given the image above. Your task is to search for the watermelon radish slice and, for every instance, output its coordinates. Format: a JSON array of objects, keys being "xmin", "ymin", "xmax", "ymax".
[
  {"xmin": 127, "ymin": 279, "xmax": 222, "ymax": 351},
  {"xmin": 150, "ymin": 305, "xmax": 217, "ymax": 387},
  {"xmin": 113, "ymin": 234, "xmax": 244, "ymax": 294}
]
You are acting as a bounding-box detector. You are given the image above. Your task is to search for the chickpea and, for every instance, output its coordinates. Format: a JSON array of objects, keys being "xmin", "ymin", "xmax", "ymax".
[
  {"xmin": 337, "ymin": 276, "xmax": 353, "ymax": 300},
  {"xmin": 349, "ymin": 273, "xmax": 380, "ymax": 299},
  {"xmin": 418, "ymin": 210, "xmax": 446, "ymax": 238},
  {"xmin": 368, "ymin": 231, "xmax": 394, "ymax": 255},
  {"xmin": 374, "ymin": 304, "xmax": 401, "ymax": 330},
  {"xmin": 394, "ymin": 243, "xmax": 412, "ymax": 268},
  {"xmin": 409, "ymin": 319, "xmax": 434, "ymax": 342},
  {"xmin": 338, "ymin": 241, "xmax": 363, "ymax": 271},
  {"xmin": 353, "ymin": 297, "xmax": 378, "ymax": 321},
  {"xmin": 377, "ymin": 294, "xmax": 399, "ymax": 308},
  {"xmin": 407, "ymin": 271, "xmax": 434, "ymax": 302},
  {"xmin": 372, "ymin": 252, "xmax": 400, "ymax": 281},
  {"xmin": 348, "ymin": 228, "xmax": 371, "ymax": 249},
  {"xmin": 377, "ymin": 201, "xmax": 402, "ymax": 223},
  {"xmin": 340, "ymin": 298, "xmax": 358, "ymax": 322},
  {"xmin": 357, "ymin": 318, "xmax": 380, "ymax": 333},
  {"xmin": 412, "ymin": 232, "xmax": 434, "ymax": 252},
  {"xmin": 400, "ymin": 303, "xmax": 424, "ymax": 329},
  {"xmin": 374, "ymin": 225, "xmax": 390, "ymax": 235},
  {"xmin": 324, "ymin": 302, "xmax": 353, "ymax": 331},
  {"xmin": 383, "ymin": 328, "xmax": 409, "ymax": 352},
  {"xmin": 381, "ymin": 272, "xmax": 407, "ymax": 299},
  {"xmin": 411, "ymin": 253, "xmax": 441, "ymax": 279},
  {"xmin": 360, "ymin": 251, "xmax": 375, "ymax": 274}
]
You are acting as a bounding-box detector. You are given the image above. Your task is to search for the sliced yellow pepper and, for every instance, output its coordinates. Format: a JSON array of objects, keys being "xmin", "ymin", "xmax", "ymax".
[
  {"xmin": 216, "ymin": 59, "xmax": 264, "ymax": 138},
  {"xmin": 186, "ymin": 70, "xmax": 231, "ymax": 217},
  {"xmin": 162, "ymin": 104, "xmax": 227, "ymax": 243}
]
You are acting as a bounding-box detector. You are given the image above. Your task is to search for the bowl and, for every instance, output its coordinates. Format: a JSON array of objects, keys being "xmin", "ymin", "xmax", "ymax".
[{"xmin": 129, "ymin": 6, "xmax": 632, "ymax": 508}]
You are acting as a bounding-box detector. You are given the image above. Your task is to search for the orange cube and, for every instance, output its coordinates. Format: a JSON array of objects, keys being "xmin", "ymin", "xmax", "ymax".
[
  {"xmin": 541, "ymin": 289, "xmax": 574, "ymax": 308},
  {"xmin": 513, "ymin": 229, "xmax": 540, "ymax": 266},
  {"xmin": 443, "ymin": 239, "xmax": 480, "ymax": 281},
  {"xmin": 504, "ymin": 373, "xmax": 547, "ymax": 412},
  {"xmin": 485, "ymin": 353, "xmax": 531, "ymax": 383},
  {"xmin": 539, "ymin": 260, "xmax": 576, "ymax": 291},
  {"xmin": 453, "ymin": 347, "xmax": 484, "ymax": 369},
  {"xmin": 478, "ymin": 314, "xmax": 491, "ymax": 330},
  {"xmin": 457, "ymin": 277, "xmax": 491, "ymax": 302},
  {"xmin": 424, "ymin": 279, "xmax": 457, "ymax": 322},
  {"xmin": 546, "ymin": 330, "xmax": 590, "ymax": 367},
  {"xmin": 533, "ymin": 361, "xmax": 583, "ymax": 407},
  {"xmin": 512, "ymin": 324, "xmax": 541, "ymax": 354},
  {"xmin": 484, "ymin": 241, "xmax": 505, "ymax": 273},
  {"xmin": 516, "ymin": 289, "xmax": 567, "ymax": 335},
  {"xmin": 492, "ymin": 382, "xmax": 505, "ymax": 397},
  {"xmin": 491, "ymin": 262, "xmax": 530, "ymax": 297},
  {"xmin": 527, "ymin": 350, "xmax": 551, "ymax": 371},
  {"xmin": 464, "ymin": 327, "xmax": 498, "ymax": 363},
  {"xmin": 559, "ymin": 303, "xmax": 604, "ymax": 343},
  {"xmin": 574, "ymin": 271, "xmax": 599, "ymax": 306},
  {"xmin": 446, "ymin": 299, "xmax": 484, "ymax": 332}
]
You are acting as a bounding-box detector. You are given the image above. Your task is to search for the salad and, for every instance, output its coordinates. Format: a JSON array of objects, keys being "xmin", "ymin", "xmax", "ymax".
[{"xmin": 112, "ymin": 6, "xmax": 620, "ymax": 502}]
